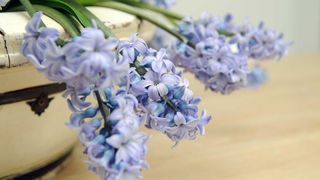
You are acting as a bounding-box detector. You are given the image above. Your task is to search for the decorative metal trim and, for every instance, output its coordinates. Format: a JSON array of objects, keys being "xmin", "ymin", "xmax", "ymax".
[
  {"xmin": 0, "ymin": 83, "xmax": 66, "ymax": 105},
  {"xmin": 27, "ymin": 93, "xmax": 54, "ymax": 116}
]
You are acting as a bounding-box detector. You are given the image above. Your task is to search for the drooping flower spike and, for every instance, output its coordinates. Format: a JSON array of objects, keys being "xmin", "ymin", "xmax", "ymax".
[
  {"xmin": 69, "ymin": 89, "xmax": 149, "ymax": 180},
  {"xmin": 168, "ymin": 13, "xmax": 290, "ymax": 94},
  {"xmin": 118, "ymin": 35, "xmax": 212, "ymax": 144},
  {"xmin": 18, "ymin": 0, "xmax": 291, "ymax": 177},
  {"xmin": 22, "ymin": 12, "xmax": 129, "ymax": 110},
  {"xmin": 171, "ymin": 16, "xmax": 248, "ymax": 94},
  {"xmin": 21, "ymin": 11, "xmax": 212, "ymax": 179}
]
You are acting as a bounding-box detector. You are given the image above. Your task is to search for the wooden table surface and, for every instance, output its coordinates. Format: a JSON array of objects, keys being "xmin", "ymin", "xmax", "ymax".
[{"xmin": 56, "ymin": 55, "xmax": 320, "ymax": 180}]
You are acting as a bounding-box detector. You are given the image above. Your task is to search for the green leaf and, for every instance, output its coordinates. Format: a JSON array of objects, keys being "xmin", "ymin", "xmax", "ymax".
[
  {"xmin": 75, "ymin": 0, "xmax": 102, "ymax": 5},
  {"xmin": 114, "ymin": 0, "xmax": 184, "ymax": 20},
  {"xmin": 33, "ymin": 0, "xmax": 92, "ymax": 27},
  {"xmin": 217, "ymin": 29, "xmax": 235, "ymax": 37},
  {"xmin": 33, "ymin": 5, "xmax": 80, "ymax": 37},
  {"xmin": 96, "ymin": 1, "xmax": 190, "ymax": 45},
  {"xmin": 33, "ymin": 0, "xmax": 113, "ymax": 37}
]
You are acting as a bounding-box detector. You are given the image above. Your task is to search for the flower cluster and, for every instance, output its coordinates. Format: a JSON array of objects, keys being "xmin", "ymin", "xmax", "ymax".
[
  {"xmin": 172, "ymin": 15, "xmax": 248, "ymax": 94},
  {"xmin": 64, "ymin": 73, "xmax": 150, "ymax": 179},
  {"xmin": 11, "ymin": 0, "xmax": 293, "ymax": 175},
  {"xmin": 22, "ymin": 12, "xmax": 212, "ymax": 180},
  {"xmin": 227, "ymin": 18, "xmax": 290, "ymax": 60},
  {"xmin": 170, "ymin": 13, "xmax": 290, "ymax": 94},
  {"xmin": 22, "ymin": 12, "xmax": 128, "ymax": 103},
  {"xmin": 21, "ymin": 13, "xmax": 149, "ymax": 179},
  {"xmin": 69, "ymin": 89, "xmax": 149, "ymax": 180},
  {"xmin": 118, "ymin": 36, "xmax": 212, "ymax": 144}
]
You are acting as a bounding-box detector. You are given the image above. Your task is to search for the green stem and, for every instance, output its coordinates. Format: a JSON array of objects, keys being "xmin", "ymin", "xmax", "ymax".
[
  {"xmin": 114, "ymin": 0, "xmax": 183, "ymax": 20},
  {"xmin": 33, "ymin": 0, "xmax": 113, "ymax": 37},
  {"xmin": 75, "ymin": 0, "xmax": 102, "ymax": 5},
  {"xmin": 217, "ymin": 29, "xmax": 235, "ymax": 37},
  {"xmin": 20, "ymin": 0, "xmax": 36, "ymax": 16},
  {"xmin": 68, "ymin": 0, "xmax": 114, "ymax": 37},
  {"xmin": 131, "ymin": 60, "xmax": 147, "ymax": 76},
  {"xmin": 162, "ymin": 95, "xmax": 178, "ymax": 112},
  {"xmin": 33, "ymin": 5, "xmax": 80, "ymax": 37},
  {"xmin": 96, "ymin": 1, "xmax": 194, "ymax": 48},
  {"xmin": 94, "ymin": 90, "xmax": 110, "ymax": 122},
  {"xmin": 80, "ymin": 5, "xmax": 114, "ymax": 37},
  {"xmin": 20, "ymin": 0, "xmax": 45, "ymax": 27},
  {"xmin": 20, "ymin": 0, "xmax": 72, "ymax": 44},
  {"xmin": 106, "ymin": 0, "xmax": 234, "ymax": 37},
  {"xmin": 16, "ymin": 0, "xmax": 79, "ymax": 37}
]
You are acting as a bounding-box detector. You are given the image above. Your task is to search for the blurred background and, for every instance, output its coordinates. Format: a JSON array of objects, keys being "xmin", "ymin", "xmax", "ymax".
[{"xmin": 173, "ymin": 0, "xmax": 320, "ymax": 55}]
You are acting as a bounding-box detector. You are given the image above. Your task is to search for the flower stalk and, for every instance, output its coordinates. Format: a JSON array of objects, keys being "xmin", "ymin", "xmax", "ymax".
[
  {"xmin": 107, "ymin": 0, "xmax": 234, "ymax": 37},
  {"xmin": 114, "ymin": 0, "xmax": 184, "ymax": 20},
  {"xmin": 95, "ymin": 1, "xmax": 195, "ymax": 48},
  {"xmin": 32, "ymin": 0, "xmax": 114, "ymax": 37},
  {"xmin": 32, "ymin": 5, "xmax": 80, "ymax": 37},
  {"xmin": 94, "ymin": 90, "xmax": 110, "ymax": 122},
  {"xmin": 20, "ymin": 0, "xmax": 37, "ymax": 17}
]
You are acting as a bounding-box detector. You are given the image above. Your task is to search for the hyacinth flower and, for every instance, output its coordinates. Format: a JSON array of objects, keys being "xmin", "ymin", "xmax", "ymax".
[
  {"xmin": 97, "ymin": 1, "xmax": 290, "ymax": 94},
  {"xmin": 117, "ymin": 36, "xmax": 212, "ymax": 144},
  {"xmin": 73, "ymin": 89, "xmax": 149, "ymax": 180},
  {"xmin": 18, "ymin": 3, "xmax": 147, "ymax": 179},
  {"xmin": 171, "ymin": 14, "xmax": 290, "ymax": 93},
  {"xmin": 18, "ymin": 0, "xmax": 211, "ymax": 179},
  {"xmin": 11, "ymin": 0, "xmax": 291, "ymax": 179},
  {"xmin": 20, "ymin": 9, "xmax": 150, "ymax": 179}
]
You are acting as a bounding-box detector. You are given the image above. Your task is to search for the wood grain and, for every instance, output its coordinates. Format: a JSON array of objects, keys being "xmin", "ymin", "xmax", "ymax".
[{"xmin": 55, "ymin": 55, "xmax": 320, "ymax": 180}]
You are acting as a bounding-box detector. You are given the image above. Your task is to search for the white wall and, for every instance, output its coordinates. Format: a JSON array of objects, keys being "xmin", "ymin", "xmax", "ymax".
[{"xmin": 172, "ymin": 0, "xmax": 320, "ymax": 54}]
